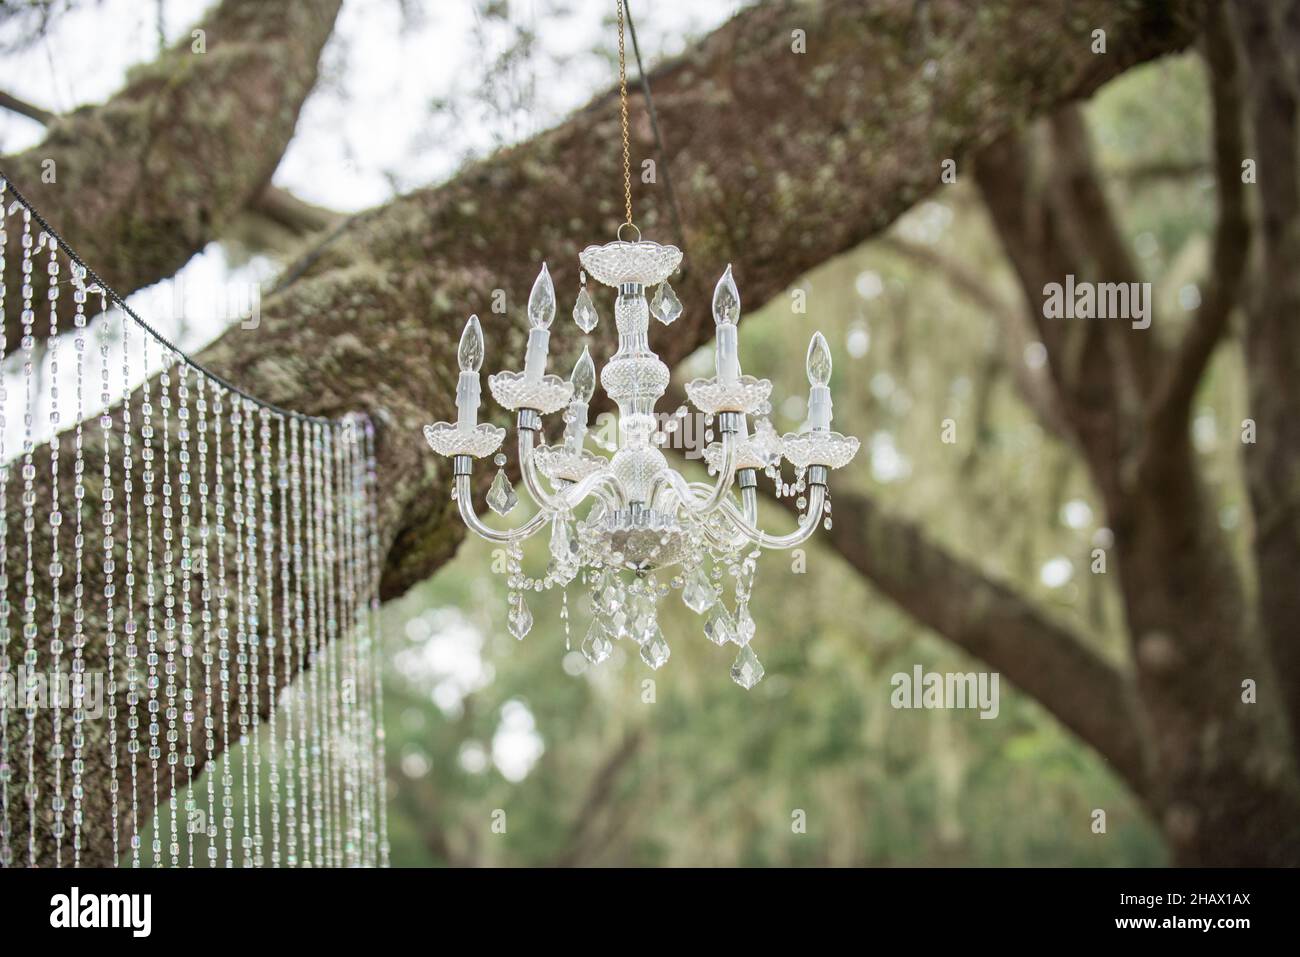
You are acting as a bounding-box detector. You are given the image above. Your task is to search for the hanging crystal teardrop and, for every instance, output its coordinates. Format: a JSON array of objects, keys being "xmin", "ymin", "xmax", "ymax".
[
  {"xmin": 590, "ymin": 568, "xmax": 623, "ymax": 616},
  {"xmin": 581, "ymin": 619, "xmax": 613, "ymax": 665},
  {"xmin": 650, "ymin": 280, "xmax": 683, "ymax": 325},
  {"xmin": 572, "ymin": 284, "xmax": 599, "ymax": 334},
  {"xmin": 734, "ymin": 601, "xmax": 757, "ymax": 646},
  {"xmin": 703, "ymin": 603, "xmax": 736, "ymax": 646},
  {"xmin": 639, "ymin": 623, "xmax": 671, "ymax": 670},
  {"xmin": 549, "ymin": 512, "xmax": 577, "ymax": 565},
  {"xmin": 730, "ymin": 644, "xmax": 765, "ymax": 690},
  {"xmin": 681, "ymin": 565, "xmax": 717, "ymax": 615},
  {"xmin": 507, "ymin": 591, "xmax": 533, "ymax": 640},
  {"xmin": 486, "ymin": 467, "xmax": 517, "ymax": 515},
  {"xmin": 628, "ymin": 591, "xmax": 657, "ymax": 645}
]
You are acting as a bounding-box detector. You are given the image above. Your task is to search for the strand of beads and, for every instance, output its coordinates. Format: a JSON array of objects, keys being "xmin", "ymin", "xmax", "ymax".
[
  {"xmin": 139, "ymin": 333, "xmax": 162, "ymax": 868},
  {"xmin": 289, "ymin": 418, "xmax": 309, "ymax": 863},
  {"xmin": 230, "ymin": 397, "xmax": 250, "ymax": 866},
  {"xmin": 69, "ymin": 265, "xmax": 88, "ymax": 867},
  {"xmin": 158, "ymin": 356, "xmax": 178, "ymax": 866},
  {"xmin": 19, "ymin": 210, "xmax": 36, "ymax": 867},
  {"xmin": 337, "ymin": 422, "xmax": 361, "ymax": 865},
  {"xmin": 243, "ymin": 400, "xmax": 262, "ymax": 863},
  {"xmin": 304, "ymin": 423, "xmax": 325, "ymax": 866},
  {"xmin": 259, "ymin": 408, "xmax": 281, "ymax": 866},
  {"xmin": 46, "ymin": 233, "xmax": 65, "ymax": 867},
  {"xmin": 119, "ymin": 307, "xmax": 140, "ymax": 867},
  {"xmin": 176, "ymin": 361, "xmax": 195, "ymax": 865},
  {"xmin": 211, "ymin": 387, "xmax": 233, "ymax": 867},
  {"xmin": 196, "ymin": 377, "xmax": 217, "ymax": 864},
  {"xmin": 315, "ymin": 425, "xmax": 339, "ymax": 865},
  {"xmin": 277, "ymin": 416, "xmax": 298, "ymax": 866},
  {"xmin": 98, "ymin": 293, "xmax": 119, "ymax": 865},
  {"xmin": 242, "ymin": 401, "xmax": 263, "ymax": 865}
]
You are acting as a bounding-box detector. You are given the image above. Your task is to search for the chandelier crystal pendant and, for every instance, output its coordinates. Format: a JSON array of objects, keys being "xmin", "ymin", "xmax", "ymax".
[{"xmin": 421, "ymin": 1, "xmax": 858, "ymax": 688}]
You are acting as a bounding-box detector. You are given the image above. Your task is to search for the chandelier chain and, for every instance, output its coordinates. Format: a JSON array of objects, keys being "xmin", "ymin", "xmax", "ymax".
[{"xmin": 617, "ymin": 0, "xmax": 634, "ymax": 233}]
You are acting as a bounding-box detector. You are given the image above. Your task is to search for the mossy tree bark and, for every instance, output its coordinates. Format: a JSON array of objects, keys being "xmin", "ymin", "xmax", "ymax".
[{"xmin": 0, "ymin": 0, "xmax": 344, "ymax": 352}]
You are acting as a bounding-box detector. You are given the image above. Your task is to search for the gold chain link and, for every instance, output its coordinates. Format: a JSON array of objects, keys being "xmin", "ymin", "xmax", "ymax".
[{"xmin": 617, "ymin": 0, "xmax": 634, "ymax": 231}]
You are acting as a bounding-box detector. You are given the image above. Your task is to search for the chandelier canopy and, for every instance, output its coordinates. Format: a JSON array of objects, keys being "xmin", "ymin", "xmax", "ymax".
[{"xmin": 421, "ymin": 1, "xmax": 858, "ymax": 688}]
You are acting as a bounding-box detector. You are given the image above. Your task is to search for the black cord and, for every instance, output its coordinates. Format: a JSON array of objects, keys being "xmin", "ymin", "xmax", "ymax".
[
  {"xmin": 0, "ymin": 170, "xmax": 334, "ymax": 424},
  {"xmin": 622, "ymin": 0, "xmax": 688, "ymax": 259}
]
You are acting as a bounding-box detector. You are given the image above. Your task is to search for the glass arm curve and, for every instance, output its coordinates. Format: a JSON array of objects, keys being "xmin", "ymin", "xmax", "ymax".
[
  {"xmin": 518, "ymin": 427, "xmax": 562, "ymax": 511},
  {"xmin": 718, "ymin": 482, "xmax": 825, "ymax": 549},
  {"xmin": 455, "ymin": 472, "xmax": 548, "ymax": 544},
  {"xmin": 561, "ymin": 469, "xmax": 625, "ymax": 510},
  {"xmin": 664, "ymin": 429, "xmax": 738, "ymax": 516}
]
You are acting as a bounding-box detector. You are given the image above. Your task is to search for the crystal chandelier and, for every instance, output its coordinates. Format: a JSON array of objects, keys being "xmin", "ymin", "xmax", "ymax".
[{"xmin": 422, "ymin": 2, "xmax": 858, "ymax": 688}]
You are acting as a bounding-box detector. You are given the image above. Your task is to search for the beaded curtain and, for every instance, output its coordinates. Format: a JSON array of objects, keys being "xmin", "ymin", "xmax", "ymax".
[{"xmin": 0, "ymin": 176, "xmax": 389, "ymax": 867}]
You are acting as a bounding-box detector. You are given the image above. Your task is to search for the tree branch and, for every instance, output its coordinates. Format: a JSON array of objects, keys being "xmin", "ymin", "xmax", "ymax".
[
  {"xmin": 877, "ymin": 234, "xmax": 1073, "ymax": 441},
  {"xmin": 974, "ymin": 127, "xmax": 1131, "ymax": 510},
  {"xmin": 1145, "ymin": 2, "xmax": 1249, "ymax": 462},
  {"xmin": 1, "ymin": 0, "xmax": 344, "ymax": 355},
  {"xmin": 0, "ymin": 88, "xmax": 55, "ymax": 125},
  {"xmin": 1046, "ymin": 105, "xmax": 1161, "ymax": 401},
  {"xmin": 784, "ymin": 489, "xmax": 1147, "ymax": 792}
]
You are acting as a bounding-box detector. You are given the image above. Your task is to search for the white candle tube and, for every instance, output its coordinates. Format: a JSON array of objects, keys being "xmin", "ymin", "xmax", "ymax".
[
  {"xmin": 456, "ymin": 370, "xmax": 481, "ymax": 430},
  {"xmin": 807, "ymin": 384, "xmax": 832, "ymax": 431},
  {"xmin": 715, "ymin": 324, "xmax": 739, "ymax": 385},
  {"xmin": 565, "ymin": 399, "xmax": 589, "ymax": 453},
  {"xmin": 523, "ymin": 327, "xmax": 550, "ymax": 382}
]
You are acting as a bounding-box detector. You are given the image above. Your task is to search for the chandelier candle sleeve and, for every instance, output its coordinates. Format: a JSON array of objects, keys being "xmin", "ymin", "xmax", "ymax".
[
  {"xmin": 523, "ymin": 264, "xmax": 556, "ymax": 383},
  {"xmin": 565, "ymin": 346, "xmax": 596, "ymax": 453},
  {"xmin": 456, "ymin": 315, "xmax": 484, "ymax": 429}
]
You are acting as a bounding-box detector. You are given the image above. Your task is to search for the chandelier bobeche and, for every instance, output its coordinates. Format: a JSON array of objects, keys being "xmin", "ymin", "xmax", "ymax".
[{"xmin": 422, "ymin": 240, "xmax": 859, "ymax": 688}]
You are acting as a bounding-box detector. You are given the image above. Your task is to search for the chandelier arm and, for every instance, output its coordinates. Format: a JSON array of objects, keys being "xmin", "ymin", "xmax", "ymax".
[
  {"xmin": 716, "ymin": 483, "xmax": 827, "ymax": 550},
  {"xmin": 518, "ymin": 427, "xmax": 564, "ymax": 511},
  {"xmin": 560, "ymin": 468, "xmax": 625, "ymax": 510},
  {"xmin": 742, "ymin": 484, "xmax": 758, "ymax": 526},
  {"xmin": 455, "ymin": 473, "xmax": 549, "ymax": 544},
  {"xmin": 671, "ymin": 428, "xmax": 740, "ymax": 516}
]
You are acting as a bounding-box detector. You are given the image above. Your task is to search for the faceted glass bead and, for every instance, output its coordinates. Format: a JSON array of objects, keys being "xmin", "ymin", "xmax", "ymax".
[
  {"xmin": 681, "ymin": 565, "xmax": 717, "ymax": 615},
  {"xmin": 730, "ymin": 644, "xmax": 765, "ymax": 690},
  {"xmin": 591, "ymin": 569, "xmax": 624, "ymax": 616},
  {"xmin": 572, "ymin": 286, "xmax": 599, "ymax": 334},
  {"xmin": 628, "ymin": 593, "xmax": 657, "ymax": 645},
  {"xmin": 639, "ymin": 627, "xmax": 671, "ymax": 670},
  {"xmin": 581, "ymin": 620, "xmax": 613, "ymax": 665},
  {"xmin": 507, "ymin": 592, "xmax": 533, "ymax": 640},
  {"xmin": 486, "ymin": 467, "xmax": 517, "ymax": 516},
  {"xmin": 734, "ymin": 601, "xmax": 757, "ymax": 647},
  {"xmin": 549, "ymin": 513, "xmax": 578, "ymax": 565},
  {"xmin": 650, "ymin": 280, "xmax": 683, "ymax": 325},
  {"xmin": 703, "ymin": 604, "xmax": 736, "ymax": 646}
]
